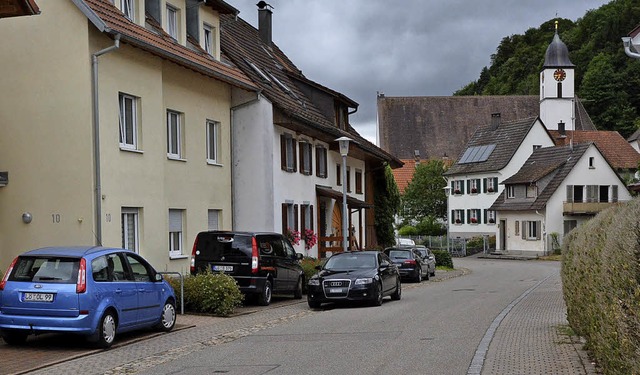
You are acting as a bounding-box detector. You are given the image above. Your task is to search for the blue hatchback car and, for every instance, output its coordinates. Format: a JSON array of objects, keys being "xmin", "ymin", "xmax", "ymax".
[{"xmin": 0, "ymin": 246, "xmax": 176, "ymax": 348}]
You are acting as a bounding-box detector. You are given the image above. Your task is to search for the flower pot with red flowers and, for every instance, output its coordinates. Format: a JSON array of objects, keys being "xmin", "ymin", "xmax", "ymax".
[
  {"xmin": 471, "ymin": 188, "xmax": 478, "ymax": 194},
  {"xmin": 488, "ymin": 219, "xmax": 496, "ymax": 224},
  {"xmin": 470, "ymin": 218, "xmax": 478, "ymax": 224},
  {"xmin": 455, "ymin": 219, "xmax": 461, "ymax": 224},
  {"xmin": 487, "ymin": 187, "xmax": 495, "ymax": 193},
  {"xmin": 454, "ymin": 189, "xmax": 461, "ymax": 195}
]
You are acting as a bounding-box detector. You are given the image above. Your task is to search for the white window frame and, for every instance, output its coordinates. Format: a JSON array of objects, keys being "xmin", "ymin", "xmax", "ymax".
[
  {"xmin": 469, "ymin": 209, "xmax": 480, "ymax": 224},
  {"xmin": 453, "ymin": 180, "xmax": 463, "ymax": 194},
  {"xmin": 454, "ymin": 209, "xmax": 464, "ymax": 224},
  {"xmin": 121, "ymin": 0, "xmax": 134, "ymax": 21},
  {"xmin": 166, "ymin": 4, "xmax": 178, "ymax": 39},
  {"xmin": 487, "ymin": 178, "xmax": 496, "ymax": 193},
  {"xmin": 167, "ymin": 110, "xmax": 182, "ymax": 159},
  {"xmin": 526, "ymin": 221, "xmax": 539, "ymax": 240},
  {"xmin": 506, "ymin": 185, "xmax": 515, "ymax": 198},
  {"xmin": 469, "ymin": 179, "xmax": 479, "ymax": 194},
  {"xmin": 203, "ymin": 24, "xmax": 214, "ymax": 55},
  {"xmin": 121, "ymin": 207, "xmax": 139, "ymax": 253},
  {"xmin": 302, "ymin": 204, "xmax": 312, "ymax": 231},
  {"xmin": 169, "ymin": 209, "xmax": 183, "ymax": 258},
  {"xmin": 286, "ymin": 204, "xmax": 295, "ymax": 230},
  {"xmin": 206, "ymin": 120, "xmax": 219, "ymax": 164},
  {"xmin": 487, "ymin": 210, "xmax": 496, "ymax": 224},
  {"xmin": 119, "ymin": 93, "xmax": 138, "ymax": 150}
]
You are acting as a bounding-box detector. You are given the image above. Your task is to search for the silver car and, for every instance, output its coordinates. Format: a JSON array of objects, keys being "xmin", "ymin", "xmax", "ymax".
[{"xmin": 412, "ymin": 246, "xmax": 436, "ymax": 277}]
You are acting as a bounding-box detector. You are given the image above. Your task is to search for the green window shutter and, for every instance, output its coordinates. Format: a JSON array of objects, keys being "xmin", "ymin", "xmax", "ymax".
[
  {"xmin": 466, "ymin": 180, "xmax": 470, "ymax": 194},
  {"xmin": 522, "ymin": 221, "xmax": 526, "ymax": 240},
  {"xmin": 451, "ymin": 210, "xmax": 455, "ymax": 224},
  {"xmin": 451, "ymin": 181, "xmax": 455, "ymax": 194},
  {"xmin": 461, "ymin": 181, "xmax": 465, "ymax": 195},
  {"xmin": 484, "ymin": 209, "xmax": 487, "ymax": 223},
  {"xmin": 612, "ymin": 185, "xmax": 618, "ymax": 202},
  {"xmin": 483, "ymin": 178, "xmax": 487, "ymax": 193},
  {"xmin": 294, "ymin": 204, "xmax": 299, "ymax": 231}
]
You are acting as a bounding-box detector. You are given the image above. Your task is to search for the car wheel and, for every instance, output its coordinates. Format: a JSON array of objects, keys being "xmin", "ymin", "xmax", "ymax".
[
  {"xmin": 430, "ymin": 268, "xmax": 436, "ymax": 277},
  {"xmin": 258, "ymin": 280, "xmax": 272, "ymax": 306},
  {"xmin": 96, "ymin": 310, "xmax": 117, "ymax": 348},
  {"xmin": 372, "ymin": 281, "xmax": 383, "ymax": 306},
  {"xmin": 155, "ymin": 300, "xmax": 176, "ymax": 332},
  {"xmin": 308, "ymin": 298, "xmax": 321, "ymax": 309},
  {"xmin": 424, "ymin": 268, "xmax": 430, "ymax": 281},
  {"xmin": 293, "ymin": 277, "xmax": 303, "ymax": 299},
  {"xmin": 391, "ymin": 279, "xmax": 402, "ymax": 301},
  {"xmin": 414, "ymin": 267, "xmax": 422, "ymax": 283},
  {"xmin": 1, "ymin": 330, "xmax": 28, "ymax": 345}
]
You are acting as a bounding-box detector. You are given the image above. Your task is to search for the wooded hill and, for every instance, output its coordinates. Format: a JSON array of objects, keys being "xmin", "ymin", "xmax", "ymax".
[{"xmin": 455, "ymin": 0, "xmax": 640, "ymax": 138}]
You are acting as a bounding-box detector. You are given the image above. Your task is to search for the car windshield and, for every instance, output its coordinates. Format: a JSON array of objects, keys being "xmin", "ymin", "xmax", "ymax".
[
  {"xmin": 324, "ymin": 254, "xmax": 376, "ymax": 270},
  {"xmin": 10, "ymin": 256, "xmax": 79, "ymax": 283},
  {"xmin": 387, "ymin": 250, "xmax": 412, "ymax": 259},
  {"xmin": 416, "ymin": 249, "xmax": 428, "ymax": 257}
]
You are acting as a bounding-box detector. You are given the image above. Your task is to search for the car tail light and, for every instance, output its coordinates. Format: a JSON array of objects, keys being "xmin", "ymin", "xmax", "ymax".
[
  {"xmin": 76, "ymin": 258, "xmax": 86, "ymax": 293},
  {"xmin": 0, "ymin": 257, "xmax": 17, "ymax": 291},
  {"xmin": 251, "ymin": 237, "xmax": 259, "ymax": 274},
  {"xmin": 404, "ymin": 259, "xmax": 416, "ymax": 265},
  {"xmin": 190, "ymin": 235, "xmax": 199, "ymax": 273}
]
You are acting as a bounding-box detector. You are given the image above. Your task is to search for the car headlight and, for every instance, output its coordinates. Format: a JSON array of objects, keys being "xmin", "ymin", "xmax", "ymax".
[
  {"xmin": 308, "ymin": 279, "xmax": 320, "ymax": 286},
  {"xmin": 355, "ymin": 278, "xmax": 373, "ymax": 285}
]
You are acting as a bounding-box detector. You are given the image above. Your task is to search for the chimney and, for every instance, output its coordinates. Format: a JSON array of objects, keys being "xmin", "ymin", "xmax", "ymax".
[
  {"xmin": 491, "ymin": 113, "xmax": 501, "ymax": 130},
  {"xmin": 257, "ymin": 1, "xmax": 273, "ymax": 46},
  {"xmin": 558, "ymin": 121, "xmax": 566, "ymax": 136},
  {"xmin": 414, "ymin": 150, "xmax": 420, "ymax": 165}
]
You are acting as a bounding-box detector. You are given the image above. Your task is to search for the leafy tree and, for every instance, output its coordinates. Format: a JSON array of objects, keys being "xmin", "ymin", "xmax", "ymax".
[
  {"xmin": 374, "ymin": 165, "xmax": 401, "ymax": 248},
  {"xmin": 400, "ymin": 160, "xmax": 447, "ymax": 225}
]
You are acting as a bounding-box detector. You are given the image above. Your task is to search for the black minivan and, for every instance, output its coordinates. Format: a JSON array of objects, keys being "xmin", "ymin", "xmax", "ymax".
[{"xmin": 190, "ymin": 231, "xmax": 304, "ymax": 306}]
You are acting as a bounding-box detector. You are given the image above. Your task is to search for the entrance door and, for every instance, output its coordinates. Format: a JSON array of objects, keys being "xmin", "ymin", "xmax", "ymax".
[{"xmin": 500, "ymin": 219, "xmax": 507, "ymax": 250}]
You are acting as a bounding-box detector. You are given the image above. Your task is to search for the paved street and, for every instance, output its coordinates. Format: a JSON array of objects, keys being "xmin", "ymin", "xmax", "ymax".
[{"xmin": 0, "ymin": 257, "xmax": 598, "ymax": 375}]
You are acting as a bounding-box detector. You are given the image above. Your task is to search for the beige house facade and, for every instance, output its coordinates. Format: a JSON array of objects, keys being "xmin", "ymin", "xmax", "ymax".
[{"xmin": 0, "ymin": 0, "xmax": 256, "ymax": 272}]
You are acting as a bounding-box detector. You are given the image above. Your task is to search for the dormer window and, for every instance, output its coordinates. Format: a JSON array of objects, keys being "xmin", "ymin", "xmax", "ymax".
[
  {"xmin": 203, "ymin": 24, "xmax": 214, "ymax": 55},
  {"xmin": 506, "ymin": 185, "xmax": 515, "ymax": 199},
  {"xmin": 166, "ymin": 4, "xmax": 178, "ymax": 39},
  {"xmin": 121, "ymin": 0, "xmax": 134, "ymax": 21}
]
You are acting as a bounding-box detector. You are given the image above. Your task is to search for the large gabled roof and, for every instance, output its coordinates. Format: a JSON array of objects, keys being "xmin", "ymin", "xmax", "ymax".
[
  {"xmin": 444, "ymin": 117, "xmax": 544, "ymax": 176},
  {"xmin": 219, "ymin": 12, "xmax": 401, "ymax": 167},
  {"xmin": 491, "ymin": 143, "xmax": 594, "ymax": 211},
  {"xmin": 73, "ymin": 0, "xmax": 256, "ymax": 91},
  {"xmin": 549, "ymin": 130, "xmax": 640, "ymax": 170}
]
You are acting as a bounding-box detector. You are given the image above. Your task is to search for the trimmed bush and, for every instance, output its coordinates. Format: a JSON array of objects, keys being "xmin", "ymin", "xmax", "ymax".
[
  {"xmin": 432, "ymin": 249, "xmax": 453, "ymax": 269},
  {"xmin": 562, "ymin": 198, "xmax": 640, "ymax": 374},
  {"xmin": 167, "ymin": 271, "xmax": 243, "ymax": 317},
  {"xmin": 300, "ymin": 257, "xmax": 322, "ymax": 293}
]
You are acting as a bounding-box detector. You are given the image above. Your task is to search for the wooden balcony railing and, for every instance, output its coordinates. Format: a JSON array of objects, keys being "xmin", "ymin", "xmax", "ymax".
[
  {"xmin": 563, "ymin": 201, "xmax": 622, "ymax": 215},
  {"xmin": 317, "ymin": 236, "xmax": 360, "ymax": 258}
]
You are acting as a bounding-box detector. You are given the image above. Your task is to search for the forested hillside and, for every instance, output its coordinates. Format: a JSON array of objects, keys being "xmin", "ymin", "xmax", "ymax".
[{"xmin": 455, "ymin": 0, "xmax": 640, "ymax": 138}]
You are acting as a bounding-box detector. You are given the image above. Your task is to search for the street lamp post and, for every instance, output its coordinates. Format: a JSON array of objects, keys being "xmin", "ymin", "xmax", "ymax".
[
  {"xmin": 443, "ymin": 186, "xmax": 451, "ymax": 254},
  {"xmin": 336, "ymin": 136, "xmax": 353, "ymax": 253}
]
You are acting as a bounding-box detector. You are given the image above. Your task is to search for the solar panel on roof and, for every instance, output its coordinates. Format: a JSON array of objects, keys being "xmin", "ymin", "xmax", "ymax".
[{"xmin": 458, "ymin": 144, "xmax": 496, "ymax": 164}]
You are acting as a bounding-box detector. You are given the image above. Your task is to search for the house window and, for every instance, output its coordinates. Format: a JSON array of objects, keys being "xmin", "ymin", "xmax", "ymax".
[
  {"xmin": 206, "ymin": 120, "xmax": 219, "ymax": 163},
  {"xmin": 506, "ymin": 185, "xmax": 515, "ymax": 198},
  {"xmin": 468, "ymin": 179, "xmax": 480, "ymax": 194},
  {"xmin": 523, "ymin": 220, "xmax": 541, "ymax": 240},
  {"xmin": 299, "ymin": 142, "xmax": 313, "ymax": 176},
  {"xmin": 484, "ymin": 177, "xmax": 498, "ymax": 193},
  {"xmin": 336, "ymin": 164, "xmax": 341, "ymax": 186},
  {"xmin": 203, "ymin": 24, "xmax": 214, "ymax": 55},
  {"xmin": 121, "ymin": 207, "xmax": 139, "ymax": 253},
  {"xmin": 301, "ymin": 204, "xmax": 314, "ymax": 232},
  {"xmin": 208, "ymin": 209, "xmax": 220, "ymax": 231},
  {"xmin": 526, "ymin": 185, "xmax": 537, "ymax": 198},
  {"xmin": 589, "ymin": 157, "xmax": 595, "ymax": 169},
  {"xmin": 533, "ymin": 145, "xmax": 542, "ymax": 151},
  {"xmin": 316, "ymin": 146, "xmax": 327, "ymax": 178},
  {"xmin": 468, "ymin": 209, "xmax": 480, "ymax": 224},
  {"xmin": 168, "ymin": 209, "xmax": 184, "ymax": 257},
  {"xmin": 167, "ymin": 110, "xmax": 182, "ymax": 158},
  {"xmin": 347, "ymin": 166, "xmax": 351, "ymax": 192},
  {"xmin": 280, "ymin": 134, "xmax": 297, "ymax": 172},
  {"xmin": 121, "ymin": 0, "xmax": 134, "ymax": 21},
  {"xmin": 452, "ymin": 180, "xmax": 464, "ymax": 195},
  {"xmin": 484, "ymin": 210, "xmax": 496, "ymax": 224},
  {"xmin": 355, "ymin": 169, "xmax": 363, "ymax": 194},
  {"xmin": 557, "ymin": 82, "xmax": 563, "ymax": 98},
  {"xmin": 564, "ymin": 220, "xmax": 577, "ymax": 235},
  {"xmin": 166, "ymin": 4, "xmax": 178, "ymax": 39},
  {"xmin": 452, "ymin": 209, "xmax": 464, "ymax": 224},
  {"xmin": 118, "ymin": 93, "xmax": 138, "ymax": 150},
  {"xmin": 281, "ymin": 203, "xmax": 298, "ymax": 234},
  {"xmin": 566, "ymin": 185, "xmax": 584, "ymax": 203}
]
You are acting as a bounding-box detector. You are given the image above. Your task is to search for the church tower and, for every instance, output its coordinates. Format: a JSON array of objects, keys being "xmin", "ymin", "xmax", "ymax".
[{"xmin": 540, "ymin": 22, "xmax": 575, "ymax": 131}]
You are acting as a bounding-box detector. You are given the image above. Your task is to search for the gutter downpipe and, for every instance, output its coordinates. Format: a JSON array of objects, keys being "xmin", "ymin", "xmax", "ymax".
[
  {"xmin": 622, "ymin": 37, "xmax": 640, "ymax": 59},
  {"xmin": 92, "ymin": 34, "xmax": 120, "ymax": 245}
]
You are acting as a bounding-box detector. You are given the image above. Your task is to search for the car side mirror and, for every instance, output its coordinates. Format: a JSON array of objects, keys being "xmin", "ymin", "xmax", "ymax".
[
  {"xmin": 154, "ymin": 273, "xmax": 163, "ymax": 282},
  {"xmin": 296, "ymin": 253, "xmax": 304, "ymax": 260},
  {"xmin": 315, "ymin": 265, "xmax": 323, "ymax": 271}
]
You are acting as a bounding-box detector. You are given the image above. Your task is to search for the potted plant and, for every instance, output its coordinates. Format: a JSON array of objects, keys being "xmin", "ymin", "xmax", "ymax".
[
  {"xmin": 285, "ymin": 227, "xmax": 301, "ymax": 246},
  {"xmin": 470, "ymin": 217, "xmax": 478, "ymax": 224},
  {"xmin": 471, "ymin": 188, "xmax": 478, "ymax": 194},
  {"xmin": 454, "ymin": 189, "xmax": 461, "ymax": 195},
  {"xmin": 488, "ymin": 218, "xmax": 496, "ymax": 224},
  {"xmin": 455, "ymin": 219, "xmax": 461, "ymax": 224},
  {"xmin": 303, "ymin": 229, "xmax": 317, "ymax": 251},
  {"xmin": 487, "ymin": 187, "xmax": 495, "ymax": 193}
]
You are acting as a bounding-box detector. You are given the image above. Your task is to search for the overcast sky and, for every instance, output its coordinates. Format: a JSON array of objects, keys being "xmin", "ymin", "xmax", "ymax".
[{"xmin": 229, "ymin": 0, "xmax": 610, "ymax": 144}]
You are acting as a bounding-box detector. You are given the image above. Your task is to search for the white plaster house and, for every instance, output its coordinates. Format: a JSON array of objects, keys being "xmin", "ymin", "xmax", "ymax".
[
  {"xmin": 0, "ymin": 0, "xmax": 258, "ymax": 273},
  {"xmin": 491, "ymin": 143, "xmax": 632, "ymax": 255},
  {"xmin": 221, "ymin": 4, "xmax": 401, "ymax": 258}
]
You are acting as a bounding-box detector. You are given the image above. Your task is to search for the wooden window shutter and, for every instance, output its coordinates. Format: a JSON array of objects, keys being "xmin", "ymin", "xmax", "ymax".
[
  {"xmin": 612, "ymin": 185, "xmax": 618, "ymax": 202},
  {"xmin": 299, "ymin": 142, "xmax": 304, "ymax": 175},
  {"xmin": 292, "ymin": 140, "xmax": 297, "ymax": 172},
  {"xmin": 536, "ymin": 221, "xmax": 541, "ymax": 240},
  {"xmin": 483, "ymin": 178, "xmax": 487, "ymax": 193},
  {"xmin": 451, "ymin": 181, "xmax": 454, "ymax": 194},
  {"xmin": 294, "ymin": 204, "xmax": 299, "ymax": 231},
  {"xmin": 461, "ymin": 180, "xmax": 465, "ymax": 194},
  {"xmin": 484, "ymin": 209, "xmax": 487, "ymax": 224},
  {"xmin": 300, "ymin": 206, "xmax": 306, "ymax": 232},
  {"xmin": 315, "ymin": 147, "xmax": 320, "ymax": 177},
  {"xmin": 522, "ymin": 221, "xmax": 526, "ymax": 239},
  {"xmin": 310, "ymin": 205, "xmax": 314, "ymax": 229},
  {"xmin": 451, "ymin": 210, "xmax": 455, "ymax": 224},
  {"xmin": 281, "ymin": 203, "xmax": 287, "ymax": 233},
  {"xmin": 280, "ymin": 135, "xmax": 286, "ymax": 170},
  {"xmin": 466, "ymin": 180, "xmax": 470, "ymax": 194},
  {"xmin": 566, "ymin": 185, "xmax": 573, "ymax": 203}
]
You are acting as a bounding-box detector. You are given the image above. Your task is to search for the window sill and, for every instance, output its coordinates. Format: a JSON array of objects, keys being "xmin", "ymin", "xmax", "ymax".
[
  {"xmin": 207, "ymin": 160, "xmax": 223, "ymax": 167},
  {"xmin": 169, "ymin": 255, "xmax": 188, "ymax": 260},
  {"xmin": 120, "ymin": 147, "xmax": 144, "ymax": 154},
  {"xmin": 167, "ymin": 155, "xmax": 187, "ymax": 162}
]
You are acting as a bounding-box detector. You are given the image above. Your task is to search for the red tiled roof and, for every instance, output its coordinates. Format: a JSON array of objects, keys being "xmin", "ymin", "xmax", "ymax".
[
  {"xmin": 79, "ymin": 0, "xmax": 256, "ymax": 91},
  {"xmin": 549, "ymin": 130, "xmax": 640, "ymax": 170},
  {"xmin": 392, "ymin": 159, "xmax": 418, "ymax": 194}
]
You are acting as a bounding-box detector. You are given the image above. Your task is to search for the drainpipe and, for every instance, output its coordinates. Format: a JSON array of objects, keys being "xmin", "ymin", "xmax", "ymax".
[
  {"xmin": 622, "ymin": 37, "xmax": 640, "ymax": 59},
  {"xmin": 92, "ymin": 34, "xmax": 120, "ymax": 245}
]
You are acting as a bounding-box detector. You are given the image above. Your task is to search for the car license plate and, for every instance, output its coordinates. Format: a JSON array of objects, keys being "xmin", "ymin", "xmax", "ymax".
[
  {"xmin": 24, "ymin": 292, "xmax": 54, "ymax": 302},
  {"xmin": 212, "ymin": 265, "xmax": 233, "ymax": 272},
  {"xmin": 330, "ymin": 288, "xmax": 342, "ymax": 293}
]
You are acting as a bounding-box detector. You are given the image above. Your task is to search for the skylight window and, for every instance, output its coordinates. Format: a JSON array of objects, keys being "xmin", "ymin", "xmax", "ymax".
[
  {"xmin": 458, "ymin": 144, "xmax": 496, "ymax": 164},
  {"xmin": 246, "ymin": 60, "xmax": 271, "ymax": 83}
]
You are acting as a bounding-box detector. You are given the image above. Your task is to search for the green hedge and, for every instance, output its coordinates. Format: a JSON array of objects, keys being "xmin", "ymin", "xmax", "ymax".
[
  {"xmin": 432, "ymin": 249, "xmax": 453, "ymax": 269},
  {"xmin": 300, "ymin": 257, "xmax": 322, "ymax": 293},
  {"xmin": 167, "ymin": 271, "xmax": 243, "ymax": 317},
  {"xmin": 562, "ymin": 198, "xmax": 640, "ymax": 374}
]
